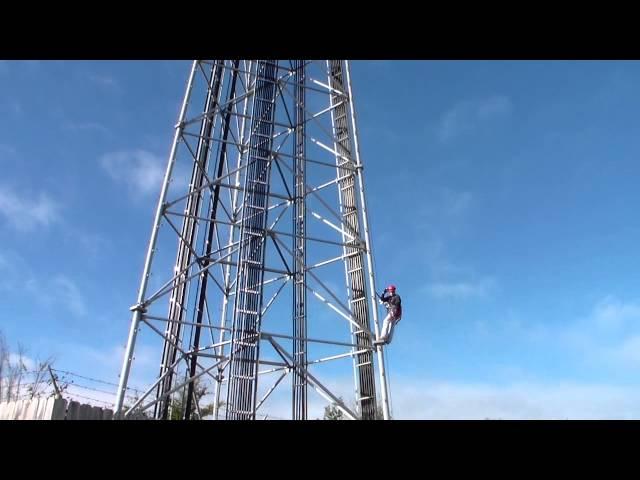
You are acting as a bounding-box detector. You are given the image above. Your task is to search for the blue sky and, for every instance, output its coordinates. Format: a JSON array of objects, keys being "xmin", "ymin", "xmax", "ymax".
[{"xmin": 3, "ymin": 60, "xmax": 640, "ymax": 418}]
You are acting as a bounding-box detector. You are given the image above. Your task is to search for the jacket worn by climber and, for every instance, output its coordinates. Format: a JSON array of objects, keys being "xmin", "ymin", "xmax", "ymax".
[
  {"xmin": 380, "ymin": 291, "xmax": 402, "ymax": 320},
  {"xmin": 375, "ymin": 287, "xmax": 402, "ymax": 346}
]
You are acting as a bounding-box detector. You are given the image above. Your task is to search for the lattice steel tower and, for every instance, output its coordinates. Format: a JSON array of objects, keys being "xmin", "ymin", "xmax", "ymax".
[{"xmin": 114, "ymin": 60, "xmax": 391, "ymax": 420}]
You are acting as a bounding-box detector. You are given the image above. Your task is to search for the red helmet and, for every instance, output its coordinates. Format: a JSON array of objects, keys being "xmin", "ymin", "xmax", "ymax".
[{"xmin": 386, "ymin": 285, "xmax": 396, "ymax": 292}]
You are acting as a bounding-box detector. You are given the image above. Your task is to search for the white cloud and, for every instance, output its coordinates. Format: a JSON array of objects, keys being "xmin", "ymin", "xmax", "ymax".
[
  {"xmin": 65, "ymin": 344, "xmax": 128, "ymax": 374},
  {"xmin": 211, "ymin": 371, "xmax": 640, "ymax": 419},
  {"xmin": 8, "ymin": 353, "xmax": 36, "ymax": 371},
  {"xmin": 425, "ymin": 277, "xmax": 496, "ymax": 299},
  {"xmin": 100, "ymin": 150, "xmax": 165, "ymax": 198},
  {"xmin": 0, "ymin": 185, "xmax": 60, "ymax": 232},
  {"xmin": 51, "ymin": 276, "xmax": 88, "ymax": 317},
  {"xmin": 58, "ymin": 342, "xmax": 154, "ymax": 381},
  {"xmin": 611, "ymin": 335, "xmax": 640, "ymax": 366},
  {"xmin": 482, "ymin": 296, "xmax": 640, "ymax": 372},
  {"xmin": 437, "ymin": 95, "xmax": 513, "ymax": 143},
  {"xmin": 390, "ymin": 380, "xmax": 640, "ymax": 419},
  {"xmin": 591, "ymin": 295, "xmax": 640, "ymax": 330},
  {"xmin": 577, "ymin": 297, "xmax": 640, "ymax": 369},
  {"xmin": 5, "ymin": 262, "xmax": 88, "ymax": 318},
  {"xmin": 0, "ymin": 251, "xmax": 27, "ymax": 293}
]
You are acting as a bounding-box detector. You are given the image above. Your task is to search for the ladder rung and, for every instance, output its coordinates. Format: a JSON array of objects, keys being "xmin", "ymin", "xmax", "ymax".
[
  {"xmin": 241, "ymin": 289, "xmax": 260, "ymax": 295},
  {"xmin": 249, "ymin": 154, "xmax": 271, "ymax": 161}
]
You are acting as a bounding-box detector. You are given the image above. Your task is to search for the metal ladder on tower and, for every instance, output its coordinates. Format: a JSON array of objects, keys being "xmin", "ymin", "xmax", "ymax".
[
  {"xmin": 225, "ymin": 60, "xmax": 279, "ymax": 420},
  {"xmin": 328, "ymin": 60, "xmax": 378, "ymax": 419}
]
